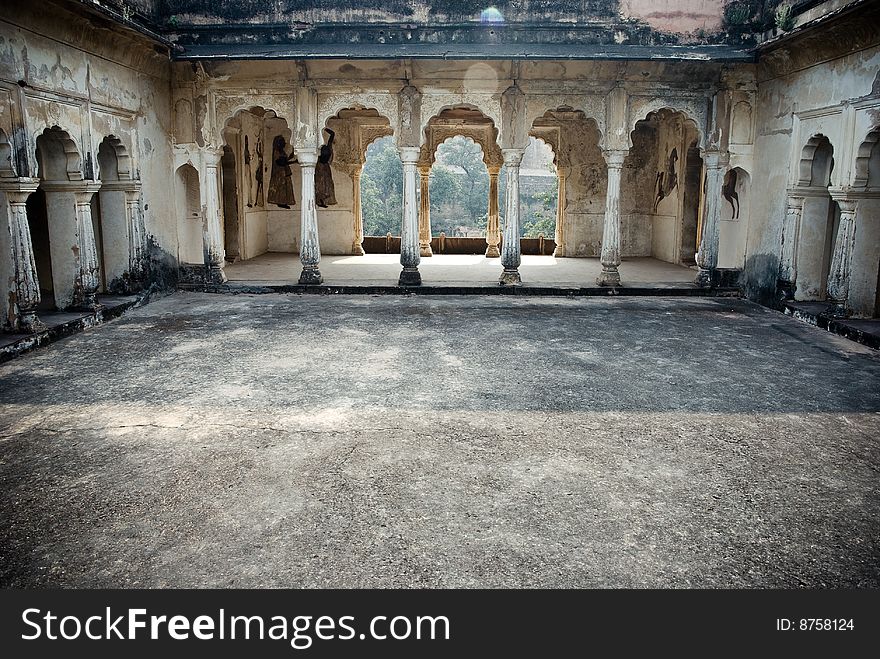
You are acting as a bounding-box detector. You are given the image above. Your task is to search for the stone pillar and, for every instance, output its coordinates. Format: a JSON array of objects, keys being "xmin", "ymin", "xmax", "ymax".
[
  {"xmin": 499, "ymin": 148, "xmax": 524, "ymax": 286},
  {"xmin": 418, "ymin": 165, "xmax": 433, "ymax": 257},
  {"xmin": 695, "ymin": 151, "xmax": 727, "ymax": 287},
  {"xmin": 398, "ymin": 147, "xmax": 421, "ymax": 286},
  {"xmin": 485, "ymin": 165, "xmax": 501, "ymax": 258},
  {"xmin": 1, "ymin": 180, "xmax": 44, "ymax": 332},
  {"xmin": 124, "ymin": 184, "xmax": 147, "ymax": 286},
  {"xmin": 598, "ymin": 150, "xmax": 626, "ymax": 286},
  {"xmin": 203, "ymin": 151, "xmax": 227, "ymax": 284},
  {"xmin": 553, "ymin": 166, "xmax": 567, "ymax": 257},
  {"xmin": 351, "ymin": 166, "xmax": 365, "ymax": 256},
  {"xmin": 298, "ymin": 149, "xmax": 323, "ymax": 284},
  {"xmin": 73, "ymin": 183, "xmax": 103, "ymax": 308},
  {"xmin": 778, "ymin": 194, "xmax": 804, "ymax": 299},
  {"xmin": 825, "ymin": 197, "xmax": 858, "ymax": 316}
]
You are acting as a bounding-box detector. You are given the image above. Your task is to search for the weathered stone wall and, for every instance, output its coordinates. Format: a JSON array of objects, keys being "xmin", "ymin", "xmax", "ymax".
[
  {"xmin": 160, "ymin": 0, "xmax": 722, "ymax": 34},
  {"xmin": 0, "ymin": 1, "xmax": 175, "ymax": 316},
  {"xmin": 747, "ymin": 17, "xmax": 880, "ymax": 310}
]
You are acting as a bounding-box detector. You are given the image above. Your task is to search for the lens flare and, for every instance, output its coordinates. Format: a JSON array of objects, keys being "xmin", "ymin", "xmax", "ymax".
[{"xmin": 480, "ymin": 7, "xmax": 504, "ymax": 24}]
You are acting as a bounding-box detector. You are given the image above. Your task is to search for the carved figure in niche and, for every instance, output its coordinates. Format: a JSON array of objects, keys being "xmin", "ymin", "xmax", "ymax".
[
  {"xmin": 268, "ymin": 135, "xmax": 296, "ymax": 208},
  {"xmin": 722, "ymin": 168, "xmax": 740, "ymax": 219},
  {"xmin": 653, "ymin": 148, "xmax": 678, "ymax": 212},
  {"xmin": 315, "ymin": 128, "xmax": 337, "ymax": 208},
  {"xmin": 243, "ymin": 135, "xmax": 254, "ymax": 207},
  {"xmin": 254, "ymin": 134, "xmax": 265, "ymax": 207}
]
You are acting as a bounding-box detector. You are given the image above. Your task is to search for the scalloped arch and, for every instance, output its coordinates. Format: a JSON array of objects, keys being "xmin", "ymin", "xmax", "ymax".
[
  {"xmin": 35, "ymin": 126, "xmax": 83, "ymax": 181},
  {"xmin": 853, "ymin": 127, "xmax": 880, "ymax": 188}
]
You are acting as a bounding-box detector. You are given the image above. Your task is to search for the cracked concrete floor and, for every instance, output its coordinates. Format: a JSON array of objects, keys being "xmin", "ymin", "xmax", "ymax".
[{"xmin": 0, "ymin": 293, "xmax": 878, "ymax": 588}]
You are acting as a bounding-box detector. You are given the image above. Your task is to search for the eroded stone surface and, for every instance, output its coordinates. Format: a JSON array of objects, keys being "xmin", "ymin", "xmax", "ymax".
[{"xmin": 0, "ymin": 292, "xmax": 877, "ymax": 588}]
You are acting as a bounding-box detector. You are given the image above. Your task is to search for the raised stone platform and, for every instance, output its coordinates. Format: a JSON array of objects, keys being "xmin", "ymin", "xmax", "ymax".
[
  {"xmin": 783, "ymin": 300, "xmax": 880, "ymax": 350},
  {"xmin": 0, "ymin": 295, "xmax": 138, "ymax": 364},
  {"xmin": 203, "ymin": 253, "xmax": 739, "ymax": 297}
]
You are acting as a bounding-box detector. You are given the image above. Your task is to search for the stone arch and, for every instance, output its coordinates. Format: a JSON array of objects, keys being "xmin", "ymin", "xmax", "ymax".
[
  {"xmin": 0, "ymin": 128, "xmax": 16, "ymax": 177},
  {"xmin": 524, "ymin": 99, "xmax": 606, "ymax": 151},
  {"xmin": 797, "ymin": 134, "xmax": 834, "ymax": 187},
  {"xmin": 317, "ymin": 95, "xmax": 400, "ymax": 141},
  {"xmin": 175, "ymin": 163, "xmax": 204, "ymax": 264},
  {"xmin": 853, "ymin": 127, "xmax": 880, "ymax": 188},
  {"xmin": 420, "ymin": 95, "xmax": 503, "ymax": 146},
  {"xmin": 627, "ymin": 101, "xmax": 706, "ymax": 151},
  {"xmin": 97, "ymin": 135, "xmax": 133, "ymax": 181},
  {"xmin": 622, "ymin": 109, "xmax": 702, "ymax": 267},
  {"xmin": 529, "ymin": 108, "xmax": 605, "ymax": 257},
  {"xmin": 420, "ymin": 106, "xmax": 501, "ymax": 167},
  {"xmin": 35, "ymin": 126, "xmax": 83, "ymax": 181}
]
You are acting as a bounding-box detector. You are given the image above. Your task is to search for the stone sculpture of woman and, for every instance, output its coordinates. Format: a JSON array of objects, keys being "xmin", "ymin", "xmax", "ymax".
[
  {"xmin": 315, "ymin": 128, "xmax": 337, "ymax": 208},
  {"xmin": 267, "ymin": 135, "xmax": 296, "ymax": 208}
]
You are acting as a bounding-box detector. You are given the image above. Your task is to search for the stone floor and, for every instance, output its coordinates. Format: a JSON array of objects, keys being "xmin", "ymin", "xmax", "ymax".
[
  {"xmin": 0, "ymin": 293, "xmax": 878, "ymax": 588},
  {"xmin": 225, "ymin": 253, "xmax": 698, "ymax": 287}
]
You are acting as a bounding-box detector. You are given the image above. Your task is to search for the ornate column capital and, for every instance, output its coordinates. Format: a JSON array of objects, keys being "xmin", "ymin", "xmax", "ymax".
[
  {"xmin": 0, "ymin": 178, "xmax": 40, "ymax": 199},
  {"xmin": 502, "ymin": 148, "xmax": 524, "ymax": 167},
  {"xmin": 398, "ymin": 146, "xmax": 420, "ymax": 164},
  {"xmin": 296, "ymin": 148, "xmax": 318, "ymax": 167},
  {"xmin": 602, "ymin": 150, "xmax": 627, "ymax": 169}
]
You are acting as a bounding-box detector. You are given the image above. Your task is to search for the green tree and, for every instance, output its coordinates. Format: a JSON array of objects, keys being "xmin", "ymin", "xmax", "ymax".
[
  {"xmin": 435, "ymin": 136, "xmax": 488, "ymax": 226},
  {"xmin": 361, "ymin": 136, "xmax": 403, "ymax": 236}
]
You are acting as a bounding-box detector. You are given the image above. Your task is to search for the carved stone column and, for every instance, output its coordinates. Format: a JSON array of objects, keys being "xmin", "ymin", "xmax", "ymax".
[
  {"xmin": 553, "ymin": 166, "xmax": 567, "ymax": 257},
  {"xmin": 500, "ymin": 149, "xmax": 524, "ymax": 286},
  {"xmin": 825, "ymin": 197, "xmax": 859, "ymax": 316},
  {"xmin": 777, "ymin": 194, "xmax": 804, "ymax": 300},
  {"xmin": 598, "ymin": 150, "xmax": 626, "ymax": 286},
  {"xmin": 418, "ymin": 165, "xmax": 433, "ymax": 257},
  {"xmin": 73, "ymin": 182, "xmax": 103, "ymax": 308},
  {"xmin": 124, "ymin": 185, "xmax": 147, "ymax": 284},
  {"xmin": 485, "ymin": 165, "xmax": 501, "ymax": 258},
  {"xmin": 351, "ymin": 166, "xmax": 365, "ymax": 256},
  {"xmin": 298, "ymin": 149, "xmax": 323, "ymax": 284},
  {"xmin": 1, "ymin": 180, "xmax": 44, "ymax": 332},
  {"xmin": 398, "ymin": 147, "xmax": 421, "ymax": 286},
  {"xmin": 695, "ymin": 151, "xmax": 728, "ymax": 287},
  {"xmin": 203, "ymin": 151, "xmax": 227, "ymax": 284}
]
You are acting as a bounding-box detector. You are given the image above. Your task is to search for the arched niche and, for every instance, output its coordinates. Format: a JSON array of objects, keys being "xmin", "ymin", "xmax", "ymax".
[
  {"xmin": 849, "ymin": 127, "xmax": 880, "ymax": 317},
  {"xmin": 175, "ymin": 163, "xmax": 204, "ymax": 265},
  {"xmin": 95, "ymin": 135, "xmax": 137, "ymax": 290},
  {"xmin": 623, "ymin": 109, "xmax": 702, "ymax": 267},
  {"xmin": 793, "ymin": 135, "xmax": 837, "ymax": 301},
  {"xmin": 34, "ymin": 126, "xmax": 87, "ymax": 309}
]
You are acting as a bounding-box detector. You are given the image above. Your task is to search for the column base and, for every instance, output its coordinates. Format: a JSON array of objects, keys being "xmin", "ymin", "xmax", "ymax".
[
  {"xmin": 76, "ymin": 296, "xmax": 103, "ymax": 312},
  {"xmin": 825, "ymin": 300, "xmax": 851, "ymax": 319},
  {"xmin": 695, "ymin": 267, "xmax": 714, "ymax": 288},
  {"xmin": 485, "ymin": 244, "xmax": 501, "ymax": 258},
  {"xmin": 18, "ymin": 310, "xmax": 47, "ymax": 334},
  {"xmin": 552, "ymin": 245, "xmax": 565, "ymax": 257},
  {"xmin": 299, "ymin": 266, "xmax": 323, "ymax": 285},
  {"xmin": 352, "ymin": 243, "xmax": 365, "ymax": 256},
  {"xmin": 776, "ymin": 278, "xmax": 796, "ymax": 302},
  {"xmin": 398, "ymin": 267, "xmax": 422, "ymax": 287},
  {"xmin": 206, "ymin": 265, "xmax": 228, "ymax": 285},
  {"xmin": 597, "ymin": 267, "xmax": 620, "ymax": 287},
  {"xmin": 420, "ymin": 244, "xmax": 434, "ymax": 257},
  {"xmin": 499, "ymin": 268, "xmax": 522, "ymax": 286}
]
